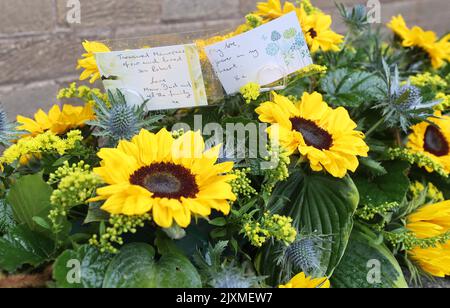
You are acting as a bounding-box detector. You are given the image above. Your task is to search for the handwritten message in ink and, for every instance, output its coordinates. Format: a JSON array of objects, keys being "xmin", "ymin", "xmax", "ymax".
[
  {"xmin": 95, "ymin": 44, "xmax": 207, "ymax": 111},
  {"xmin": 204, "ymin": 12, "xmax": 313, "ymax": 94}
]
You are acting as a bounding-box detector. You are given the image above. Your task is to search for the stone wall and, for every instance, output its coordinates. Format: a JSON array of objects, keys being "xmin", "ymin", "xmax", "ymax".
[{"xmin": 0, "ymin": 0, "xmax": 449, "ymax": 118}]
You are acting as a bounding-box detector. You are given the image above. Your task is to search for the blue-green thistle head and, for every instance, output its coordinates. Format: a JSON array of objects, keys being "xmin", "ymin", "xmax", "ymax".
[
  {"xmin": 108, "ymin": 103, "xmax": 139, "ymax": 141},
  {"xmin": 210, "ymin": 265, "xmax": 263, "ymax": 288},
  {"xmin": 393, "ymin": 85, "xmax": 422, "ymax": 109},
  {"xmin": 285, "ymin": 238, "xmax": 321, "ymax": 275}
]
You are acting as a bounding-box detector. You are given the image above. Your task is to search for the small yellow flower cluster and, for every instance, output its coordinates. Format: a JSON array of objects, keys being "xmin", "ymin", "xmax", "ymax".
[
  {"xmin": 263, "ymin": 146, "xmax": 291, "ymax": 194},
  {"xmin": 384, "ymin": 229, "xmax": 450, "ymax": 251},
  {"xmin": 409, "ymin": 72, "xmax": 447, "ymax": 89},
  {"xmin": 410, "ymin": 181, "xmax": 444, "ymax": 203},
  {"xmin": 230, "ymin": 168, "xmax": 257, "ymax": 198},
  {"xmin": 0, "ymin": 130, "xmax": 83, "ymax": 167},
  {"xmin": 243, "ymin": 220, "xmax": 270, "ymax": 247},
  {"xmin": 356, "ymin": 202, "xmax": 400, "ymax": 221},
  {"xmin": 435, "ymin": 92, "xmax": 450, "ymax": 112},
  {"xmin": 242, "ymin": 212, "xmax": 297, "ymax": 247},
  {"xmin": 388, "ymin": 148, "xmax": 448, "ymax": 178},
  {"xmin": 263, "ymin": 212, "xmax": 297, "ymax": 245},
  {"xmin": 57, "ymin": 82, "xmax": 108, "ymax": 107},
  {"xmin": 301, "ymin": 0, "xmax": 322, "ymax": 15},
  {"xmin": 295, "ymin": 64, "xmax": 328, "ymax": 81},
  {"xmin": 48, "ymin": 161, "xmax": 102, "ymax": 235},
  {"xmin": 90, "ymin": 214, "xmax": 152, "ymax": 254},
  {"xmin": 240, "ymin": 82, "xmax": 261, "ymax": 104}
]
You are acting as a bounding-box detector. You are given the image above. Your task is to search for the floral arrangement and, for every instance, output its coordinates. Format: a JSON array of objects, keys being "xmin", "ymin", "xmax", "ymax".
[{"xmin": 1, "ymin": 0, "xmax": 450, "ymax": 289}]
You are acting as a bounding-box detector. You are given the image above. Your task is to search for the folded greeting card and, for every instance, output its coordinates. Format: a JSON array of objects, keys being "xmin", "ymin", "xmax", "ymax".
[
  {"xmin": 204, "ymin": 12, "xmax": 313, "ymax": 95},
  {"xmin": 95, "ymin": 44, "xmax": 208, "ymax": 111}
]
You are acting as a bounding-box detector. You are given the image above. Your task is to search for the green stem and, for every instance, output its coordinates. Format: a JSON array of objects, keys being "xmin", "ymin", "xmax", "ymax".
[{"xmin": 365, "ymin": 116, "xmax": 386, "ymax": 138}]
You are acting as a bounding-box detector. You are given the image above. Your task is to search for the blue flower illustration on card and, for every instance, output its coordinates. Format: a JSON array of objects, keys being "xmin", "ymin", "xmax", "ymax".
[
  {"xmin": 266, "ymin": 43, "xmax": 280, "ymax": 56},
  {"xmin": 293, "ymin": 33, "xmax": 306, "ymax": 49},
  {"xmin": 271, "ymin": 31, "xmax": 282, "ymax": 41}
]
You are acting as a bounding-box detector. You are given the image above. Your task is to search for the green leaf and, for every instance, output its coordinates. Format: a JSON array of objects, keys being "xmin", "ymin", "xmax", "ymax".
[
  {"xmin": 359, "ymin": 157, "xmax": 387, "ymax": 176},
  {"xmin": 331, "ymin": 224, "xmax": 408, "ymax": 288},
  {"xmin": 153, "ymin": 254, "xmax": 202, "ymax": 288},
  {"xmin": 321, "ymin": 68, "xmax": 385, "ymax": 107},
  {"xmin": 53, "ymin": 245, "xmax": 113, "ymax": 288},
  {"xmin": 103, "ymin": 243, "xmax": 202, "ymax": 288},
  {"xmin": 354, "ymin": 161, "xmax": 410, "ymax": 207},
  {"xmin": 84, "ymin": 204, "xmax": 110, "ymax": 224},
  {"xmin": 32, "ymin": 216, "xmax": 52, "ymax": 231},
  {"xmin": 0, "ymin": 225, "xmax": 54, "ymax": 272},
  {"xmin": 6, "ymin": 173, "xmax": 53, "ymax": 231},
  {"xmin": 102, "ymin": 243, "xmax": 156, "ymax": 288},
  {"xmin": 0, "ymin": 199, "xmax": 16, "ymax": 234},
  {"xmin": 267, "ymin": 170, "xmax": 359, "ymax": 276},
  {"xmin": 208, "ymin": 217, "xmax": 227, "ymax": 227}
]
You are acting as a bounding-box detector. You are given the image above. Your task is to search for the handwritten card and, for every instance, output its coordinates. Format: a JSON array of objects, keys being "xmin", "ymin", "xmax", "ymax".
[
  {"xmin": 205, "ymin": 12, "xmax": 313, "ymax": 94},
  {"xmin": 95, "ymin": 44, "xmax": 208, "ymax": 111}
]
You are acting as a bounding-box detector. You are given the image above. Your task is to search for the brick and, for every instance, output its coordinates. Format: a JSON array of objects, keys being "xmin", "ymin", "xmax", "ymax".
[
  {"xmin": 0, "ymin": 31, "xmax": 116, "ymax": 86},
  {"xmin": 162, "ymin": 0, "xmax": 240, "ymax": 22},
  {"xmin": 114, "ymin": 19, "xmax": 244, "ymax": 42},
  {"xmin": 56, "ymin": 0, "xmax": 161, "ymax": 29},
  {"xmin": 0, "ymin": 81, "xmax": 60, "ymax": 119},
  {"xmin": 0, "ymin": 0, "xmax": 55, "ymax": 35}
]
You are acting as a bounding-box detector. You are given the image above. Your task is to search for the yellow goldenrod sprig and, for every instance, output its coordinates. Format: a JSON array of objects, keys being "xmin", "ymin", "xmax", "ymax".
[
  {"xmin": 295, "ymin": 64, "xmax": 328, "ymax": 79},
  {"xmin": 384, "ymin": 230, "xmax": 450, "ymax": 251},
  {"xmin": 300, "ymin": 0, "xmax": 322, "ymax": 15},
  {"xmin": 242, "ymin": 212, "xmax": 297, "ymax": 247},
  {"xmin": 434, "ymin": 92, "xmax": 450, "ymax": 112},
  {"xmin": 89, "ymin": 214, "xmax": 152, "ymax": 254},
  {"xmin": 262, "ymin": 145, "xmax": 290, "ymax": 194},
  {"xmin": 48, "ymin": 161, "xmax": 102, "ymax": 237},
  {"xmin": 230, "ymin": 168, "xmax": 257, "ymax": 198},
  {"xmin": 388, "ymin": 148, "xmax": 448, "ymax": 178},
  {"xmin": 409, "ymin": 72, "xmax": 447, "ymax": 90},
  {"xmin": 0, "ymin": 130, "xmax": 83, "ymax": 167},
  {"xmin": 57, "ymin": 82, "xmax": 108, "ymax": 107},
  {"xmin": 356, "ymin": 202, "xmax": 400, "ymax": 221},
  {"xmin": 240, "ymin": 82, "xmax": 261, "ymax": 104}
]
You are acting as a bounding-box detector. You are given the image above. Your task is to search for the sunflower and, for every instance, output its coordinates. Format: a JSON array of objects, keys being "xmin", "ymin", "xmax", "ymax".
[
  {"xmin": 302, "ymin": 11, "xmax": 344, "ymax": 53},
  {"xmin": 407, "ymin": 112, "xmax": 450, "ymax": 174},
  {"xmin": 279, "ymin": 272, "xmax": 330, "ymax": 288},
  {"xmin": 17, "ymin": 104, "xmax": 95, "ymax": 137},
  {"xmin": 407, "ymin": 201, "xmax": 450, "ymax": 277},
  {"xmin": 255, "ymin": 92, "xmax": 369, "ymax": 178},
  {"xmin": 77, "ymin": 41, "xmax": 111, "ymax": 83},
  {"xmin": 254, "ymin": 0, "xmax": 296, "ymax": 20},
  {"xmin": 92, "ymin": 128, "xmax": 236, "ymax": 228},
  {"xmin": 387, "ymin": 15, "xmax": 450, "ymax": 69}
]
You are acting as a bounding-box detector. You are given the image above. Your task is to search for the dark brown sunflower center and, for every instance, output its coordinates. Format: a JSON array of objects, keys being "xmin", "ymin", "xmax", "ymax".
[
  {"xmin": 290, "ymin": 117, "xmax": 333, "ymax": 150},
  {"xmin": 423, "ymin": 125, "xmax": 449, "ymax": 157},
  {"xmin": 308, "ymin": 28, "xmax": 318, "ymax": 39},
  {"xmin": 130, "ymin": 162, "xmax": 199, "ymax": 199}
]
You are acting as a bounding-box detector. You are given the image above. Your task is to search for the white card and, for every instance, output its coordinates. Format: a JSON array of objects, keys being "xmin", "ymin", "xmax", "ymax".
[
  {"xmin": 95, "ymin": 44, "xmax": 208, "ymax": 111},
  {"xmin": 205, "ymin": 12, "xmax": 313, "ymax": 95}
]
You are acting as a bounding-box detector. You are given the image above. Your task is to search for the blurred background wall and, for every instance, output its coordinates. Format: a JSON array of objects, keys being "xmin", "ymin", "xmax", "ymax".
[{"xmin": 0, "ymin": 0, "xmax": 449, "ymax": 119}]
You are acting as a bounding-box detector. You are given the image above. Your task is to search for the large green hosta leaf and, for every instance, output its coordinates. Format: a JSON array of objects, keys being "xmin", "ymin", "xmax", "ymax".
[
  {"xmin": 6, "ymin": 173, "xmax": 53, "ymax": 231},
  {"xmin": 266, "ymin": 170, "xmax": 359, "ymax": 276},
  {"xmin": 53, "ymin": 245, "xmax": 113, "ymax": 288},
  {"xmin": 102, "ymin": 243, "xmax": 202, "ymax": 288},
  {"xmin": 331, "ymin": 224, "xmax": 408, "ymax": 288}
]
